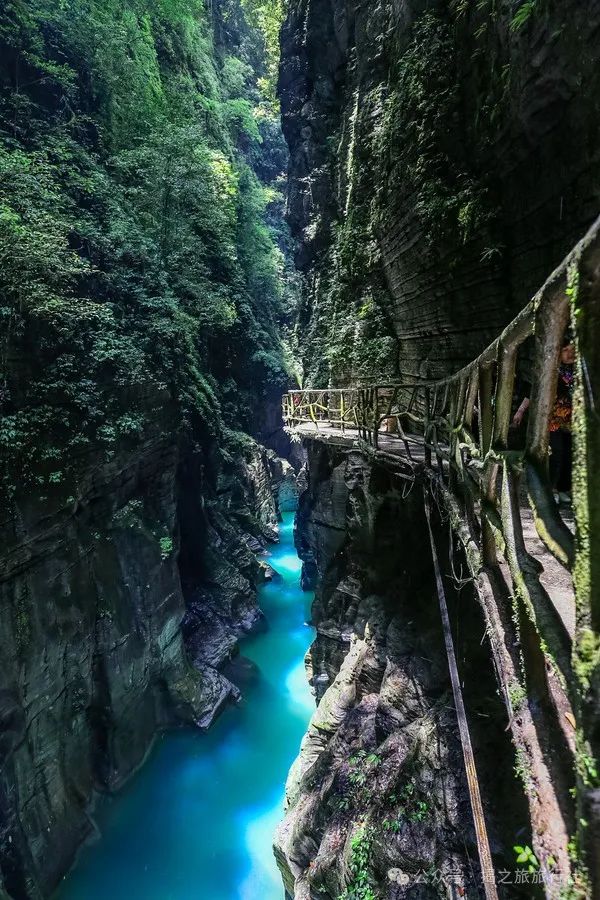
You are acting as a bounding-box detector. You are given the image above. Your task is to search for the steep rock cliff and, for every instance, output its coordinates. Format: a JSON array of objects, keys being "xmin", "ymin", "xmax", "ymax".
[
  {"xmin": 276, "ymin": 440, "xmax": 531, "ymax": 899},
  {"xmin": 0, "ymin": 0, "xmax": 296, "ymax": 895},
  {"xmin": 0, "ymin": 431, "xmax": 283, "ymax": 899},
  {"xmin": 280, "ymin": 0, "xmax": 600, "ymax": 383}
]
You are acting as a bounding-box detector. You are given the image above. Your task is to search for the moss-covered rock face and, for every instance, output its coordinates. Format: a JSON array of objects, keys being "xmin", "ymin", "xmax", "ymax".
[{"xmin": 280, "ymin": 0, "xmax": 600, "ymax": 384}]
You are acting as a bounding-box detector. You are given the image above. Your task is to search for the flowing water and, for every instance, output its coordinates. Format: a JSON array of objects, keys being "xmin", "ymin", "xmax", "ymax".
[{"xmin": 57, "ymin": 511, "xmax": 314, "ymax": 900}]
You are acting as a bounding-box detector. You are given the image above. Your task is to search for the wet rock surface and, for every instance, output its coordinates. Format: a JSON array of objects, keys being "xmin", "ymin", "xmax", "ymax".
[
  {"xmin": 0, "ymin": 434, "xmax": 286, "ymax": 898},
  {"xmin": 280, "ymin": 0, "xmax": 600, "ymax": 382}
]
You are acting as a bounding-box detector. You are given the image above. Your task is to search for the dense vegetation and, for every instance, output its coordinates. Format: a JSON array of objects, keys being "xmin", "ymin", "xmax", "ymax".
[{"xmin": 0, "ymin": 0, "xmax": 294, "ymax": 500}]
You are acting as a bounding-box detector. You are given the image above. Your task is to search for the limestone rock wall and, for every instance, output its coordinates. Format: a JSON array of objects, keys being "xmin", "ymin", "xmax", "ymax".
[
  {"xmin": 0, "ymin": 434, "xmax": 282, "ymax": 899},
  {"xmin": 277, "ymin": 439, "xmax": 531, "ymax": 898},
  {"xmin": 280, "ymin": 0, "xmax": 600, "ymax": 383},
  {"xmin": 179, "ymin": 443, "xmax": 285, "ymax": 676}
]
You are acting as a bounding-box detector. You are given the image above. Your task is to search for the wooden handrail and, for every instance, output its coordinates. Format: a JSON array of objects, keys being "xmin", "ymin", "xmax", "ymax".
[
  {"xmin": 282, "ymin": 216, "xmax": 600, "ymax": 700},
  {"xmin": 283, "ymin": 215, "xmax": 600, "ymax": 893}
]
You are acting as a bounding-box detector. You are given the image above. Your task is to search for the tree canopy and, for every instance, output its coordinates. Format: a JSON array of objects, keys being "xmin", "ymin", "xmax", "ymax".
[{"xmin": 0, "ymin": 0, "xmax": 295, "ymax": 498}]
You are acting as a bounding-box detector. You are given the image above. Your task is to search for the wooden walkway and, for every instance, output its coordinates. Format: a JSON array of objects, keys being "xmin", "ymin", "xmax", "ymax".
[
  {"xmin": 295, "ymin": 422, "xmax": 575, "ymax": 641},
  {"xmin": 294, "ymin": 421, "xmax": 578, "ymax": 888},
  {"xmin": 284, "ymin": 217, "xmax": 600, "ymax": 894}
]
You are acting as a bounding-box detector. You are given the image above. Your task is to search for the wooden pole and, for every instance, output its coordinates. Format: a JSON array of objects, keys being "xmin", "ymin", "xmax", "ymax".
[{"xmin": 424, "ymin": 492, "xmax": 499, "ymax": 900}]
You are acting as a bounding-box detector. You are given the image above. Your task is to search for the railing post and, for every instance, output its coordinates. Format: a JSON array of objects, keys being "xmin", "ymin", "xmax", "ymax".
[
  {"xmin": 448, "ymin": 382, "xmax": 459, "ymax": 492},
  {"xmin": 440, "ymin": 381, "xmax": 452, "ymax": 484},
  {"xmin": 432, "ymin": 386, "xmax": 443, "ymax": 476},
  {"xmin": 460, "ymin": 369, "xmax": 479, "ymax": 534},
  {"xmin": 527, "ymin": 292, "xmax": 569, "ymax": 467},
  {"xmin": 493, "ymin": 342, "xmax": 518, "ymax": 450},
  {"xmin": 526, "ymin": 285, "xmax": 574, "ymax": 567},
  {"xmin": 465, "ymin": 367, "xmax": 479, "ymax": 432},
  {"xmin": 489, "ymin": 340, "xmax": 518, "ymax": 575},
  {"xmin": 449, "ymin": 374, "xmax": 469, "ymax": 493},
  {"xmin": 366, "ymin": 387, "xmax": 373, "ymax": 446},
  {"xmin": 424, "ymin": 386, "xmax": 432, "ymax": 467},
  {"xmin": 479, "ymin": 362, "xmax": 497, "ymax": 566},
  {"xmin": 358, "ymin": 388, "xmax": 365, "ymax": 441}
]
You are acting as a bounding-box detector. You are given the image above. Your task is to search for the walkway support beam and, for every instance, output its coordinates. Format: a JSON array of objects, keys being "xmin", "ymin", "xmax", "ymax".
[{"xmin": 424, "ymin": 493, "xmax": 499, "ymax": 900}]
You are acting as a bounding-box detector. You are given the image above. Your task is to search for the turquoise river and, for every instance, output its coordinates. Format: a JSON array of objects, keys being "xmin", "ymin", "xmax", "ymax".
[{"xmin": 57, "ymin": 511, "xmax": 314, "ymax": 900}]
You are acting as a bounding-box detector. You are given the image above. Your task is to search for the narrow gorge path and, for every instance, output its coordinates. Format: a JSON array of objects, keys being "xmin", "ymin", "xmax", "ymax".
[{"xmin": 56, "ymin": 513, "xmax": 314, "ymax": 900}]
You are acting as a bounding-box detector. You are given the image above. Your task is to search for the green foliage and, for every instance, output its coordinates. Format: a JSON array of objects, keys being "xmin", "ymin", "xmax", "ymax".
[
  {"xmin": 575, "ymin": 729, "xmax": 599, "ymax": 788},
  {"xmin": 0, "ymin": 0, "xmax": 293, "ymax": 498},
  {"xmin": 240, "ymin": 0, "xmax": 285, "ymax": 103},
  {"xmin": 159, "ymin": 536, "xmax": 174, "ymax": 559},
  {"xmin": 507, "ymin": 678, "xmax": 527, "ymax": 711},
  {"xmin": 112, "ymin": 500, "xmax": 145, "ymax": 530},
  {"xmin": 514, "ymin": 844, "xmax": 539, "ymax": 873},
  {"xmin": 298, "ymin": 212, "xmax": 399, "ymax": 388},
  {"xmin": 381, "ymin": 13, "xmax": 496, "ymax": 246},
  {"xmin": 339, "ymin": 825, "xmax": 378, "ymax": 900},
  {"xmin": 385, "ymin": 778, "xmax": 431, "ymax": 826},
  {"xmin": 224, "ymin": 98, "xmax": 262, "ymax": 147},
  {"xmin": 510, "ymin": 1, "xmax": 537, "ymax": 31},
  {"xmin": 450, "ymin": 0, "xmax": 471, "ymax": 17},
  {"xmin": 222, "ymin": 427, "xmax": 260, "ymax": 463},
  {"xmin": 336, "ymin": 749, "xmax": 382, "ymax": 810}
]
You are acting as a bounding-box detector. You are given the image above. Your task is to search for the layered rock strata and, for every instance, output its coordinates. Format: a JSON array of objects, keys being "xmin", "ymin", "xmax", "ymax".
[
  {"xmin": 280, "ymin": 0, "xmax": 600, "ymax": 383},
  {"xmin": 0, "ymin": 435, "xmax": 283, "ymax": 899}
]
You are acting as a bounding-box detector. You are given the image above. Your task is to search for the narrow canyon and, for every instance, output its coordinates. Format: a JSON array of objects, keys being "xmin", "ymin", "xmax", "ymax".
[{"xmin": 1, "ymin": 1, "xmax": 599, "ymax": 900}]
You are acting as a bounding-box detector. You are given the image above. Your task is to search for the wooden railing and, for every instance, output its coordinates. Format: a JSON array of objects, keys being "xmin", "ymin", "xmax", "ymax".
[
  {"xmin": 283, "ymin": 219, "xmax": 600, "ymax": 897},
  {"xmin": 285, "ymin": 314, "xmax": 574, "ymax": 667},
  {"xmin": 282, "ymin": 388, "xmax": 362, "ymax": 433},
  {"xmin": 284, "ymin": 216, "xmax": 600, "ymax": 894},
  {"xmin": 284, "ymin": 218, "xmax": 600, "ymax": 696},
  {"xmin": 285, "ymin": 327, "xmax": 572, "ymax": 553}
]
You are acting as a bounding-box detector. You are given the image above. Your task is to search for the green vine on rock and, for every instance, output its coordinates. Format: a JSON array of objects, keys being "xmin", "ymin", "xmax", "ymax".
[
  {"xmin": 339, "ymin": 824, "xmax": 378, "ymax": 900},
  {"xmin": 379, "ymin": 12, "xmax": 497, "ymax": 248}
]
